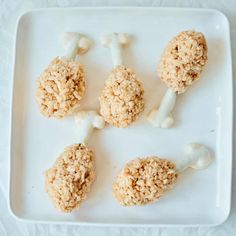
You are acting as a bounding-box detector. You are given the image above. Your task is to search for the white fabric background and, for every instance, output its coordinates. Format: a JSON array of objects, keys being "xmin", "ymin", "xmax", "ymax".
[{"xmin": 0, "ymin": 0, "xmax": 235, "ymax": 235}]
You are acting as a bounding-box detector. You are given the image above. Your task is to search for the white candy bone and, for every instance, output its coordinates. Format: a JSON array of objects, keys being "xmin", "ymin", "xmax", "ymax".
[
  {"xmin": 101, "ymin": 33, "xmax": 130, "ymax": 67},
  {"xmin": 175, "ymin": 143, "xmax": 212, "ymax": 172},
  {"xmin": 75, "ymin": 111, "xmax": 105, "ymax": 143},
  {"xmin": 147, "ymin": 88, "xmax": 176, "ymax": 128},
  {"xmin": 63, "ymin": 32, "xmax": 91, "ymax": 59}
]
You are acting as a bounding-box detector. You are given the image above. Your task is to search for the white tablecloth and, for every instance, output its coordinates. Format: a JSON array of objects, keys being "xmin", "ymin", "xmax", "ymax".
[{"xmin": 0, "ymin": 0, "xmax": 235, "ymax": 235}]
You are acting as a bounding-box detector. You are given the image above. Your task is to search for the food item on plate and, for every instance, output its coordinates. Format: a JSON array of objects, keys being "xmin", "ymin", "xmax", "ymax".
[
  {"xmin": 113, "ymin": 157, "xmax": 177, "ymax": 206},
  {"xmin": 99, "ymin": 33, "xmax": 144, "ymax": 128},
  {"xmin": 45, "ymin": 144, "xmax": 95, "ymax": 212},
  {"xmin": 36, "ymin": 57, "xmax": 85, "ymax": 118},
  {"xmin": 74, "ymin": 110, "xmax": 105, "ymax": 143},
  {"xmin": 148, "ymin": 30, "xmax": 207, "ymax": 128},
  {"xmin": 99, "ymin": 65, "xmax": 144, "ymax": 128},
  {"xmin": 159, "ymin": 30, "xmax": 208, "ymax": 94},
  {"xmin": 45, "ymin": 110, "xmax": 104, "ymax": 212},
  {"xmin": 113, "ymin": 143, "xmax": 212, "ymax": 206},
  {"xmin": 35, "ymin": 33, "xmax": 91, "ymax": 118}
]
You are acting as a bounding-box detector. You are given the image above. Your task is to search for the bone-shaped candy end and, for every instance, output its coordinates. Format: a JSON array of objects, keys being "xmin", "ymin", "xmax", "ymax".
[
  {"xmin": 101, "ymin": 33, "xmax": 130, "ymax": 67},
  {"xmin": 63, "ymin": 32, "xmax": 91, "ymax": 58},
  {"xmin": 77, "ymin": 37, "xmax": 91, "ymax": 54},
  {"xmin": 101, "ymin": 33, "xmax": 130, "ymax": 47},
  {"xmin": 147, "ymin": 110, "xmax": 174, "ymax": 128},
  {"xmin": 147, "ymin": 88, "xmax": 176, "ymax": 129},
  {"xmin": 176, "ymin": 143, "xmax": 212, "ymax": 172},
  {"xmin": 74, "ymin": 111, "xmax": 105, "ymax": 143}
]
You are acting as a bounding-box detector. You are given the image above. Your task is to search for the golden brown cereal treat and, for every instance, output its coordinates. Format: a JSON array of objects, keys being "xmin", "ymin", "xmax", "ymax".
[
  {"xmin": 100, "ymin": 33, "xmax": 145, "ymax": 128},
  {"xmin": 99, "ymin": 65, "xmax": 144, "ymax": 128},
  {"xmin": 45, "ymin": 144, "xmax": 95, "ymax": 213},
  {"xmin": 158, "ymin": 30, "xmax": 207, "ymax": 94},
  {"xmin": 35, "ymin": 57, "xmax": 85, "ymax": 118},
  {"xmin": 113, "ymin": 157, "xmax": 177, "ymax": 206}
]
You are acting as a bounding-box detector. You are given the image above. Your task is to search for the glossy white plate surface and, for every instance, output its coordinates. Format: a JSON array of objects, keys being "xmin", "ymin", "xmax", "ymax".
[{"xmin": 9, "ymin": 7, "xmax": 232, "ymax": 226}]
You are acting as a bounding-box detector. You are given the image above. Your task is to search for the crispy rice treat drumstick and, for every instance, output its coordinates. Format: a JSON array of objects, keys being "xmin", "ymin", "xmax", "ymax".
[
  {"xmin": 45, "ymin": 111, "xmax": 105, "ymax": 212},
  {"xmin": 99, "ymin": 33, "xmax": 144, "ymax": 128},
  {"xmin": 113, "ymin": 143, "xmax": 212, "ymax": 206},
  {"xmin": 36, "ymin": 33, "xmax": 91, "ymax": 118},
  {"xmin": 148, "ymin": 30, "xmax": 207, "ymax": 128}
]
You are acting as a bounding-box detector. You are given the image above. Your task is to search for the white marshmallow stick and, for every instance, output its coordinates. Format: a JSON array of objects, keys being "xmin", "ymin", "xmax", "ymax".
[
  {"xmin": 63, "ymin": 32, "xmax": 91, "ymax": 60},
  {"xmin": 101, "ymin": 33, "xmax": 130, "ymax": 67},
  {"xmin": 75, "ymin": 111, "xmax": 105, "ymax": 144},
  {"xmin": 147, "ymin": 88, "xmax": 177, "ymax": 129},
  {"xmin": 175, "ymin": 143, "xmax": 212, "ymax": 172}
]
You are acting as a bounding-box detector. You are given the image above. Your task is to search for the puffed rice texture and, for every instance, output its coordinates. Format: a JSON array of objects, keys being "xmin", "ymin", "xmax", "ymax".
[
  {"xmin": 99, "ymin": 65, "xmax": 144, "ymax": 128},
  {"xmin": 113, "ymin": 157, "xmax": 178, "ymax": 206},
  {"xmin": 45, "ymin": 144, "xmax": 95, "ymax": 213},
  {"xmin": 36, "ymin": 57, "xmax": 85, "ymax": 118},
  {"xmin": 158, "ymin": 30, "xmax": 207, "ymax": 94}
]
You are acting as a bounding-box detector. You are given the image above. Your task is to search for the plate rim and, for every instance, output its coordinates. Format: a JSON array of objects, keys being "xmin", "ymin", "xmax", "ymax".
[{"xmin": 8, "ymin": 6, "xmax": 233, "ymax": 227}]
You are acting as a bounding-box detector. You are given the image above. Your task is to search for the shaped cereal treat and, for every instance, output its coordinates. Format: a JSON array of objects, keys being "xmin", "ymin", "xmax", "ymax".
[
  {"xmin": 45, "ymin": 144, "xmax": 95, "ymax": 212},
  {"xmin": 36, "ymin": 33, "xmax": 91, "ymax": 118},
  {"xmin": 45, "ymin": 111, "xmax": 105, "ymax": 212},
  {"xmin": 113, "ymin": 157, "xmax": 177, "ymax": 206},
  {"xmin": 148, "ymin": 30, "xmax": 207, "ymax": 128},
  {"xmin": 99, "ymin": 33, "xmax": 144, "ymax": 128},
  {"xmin": 113, "ymin": 143, "xmax": 212, "ymax": 206}
]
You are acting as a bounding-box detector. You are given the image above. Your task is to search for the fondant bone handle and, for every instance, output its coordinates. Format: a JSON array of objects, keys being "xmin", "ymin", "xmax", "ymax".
[
  {"xmin": 74, "ymin": 111, "xmax": 105, "ymax": 144},
  {"xmin": 175, "ymin": 143, "xmax": 212, "ymax": 172},
  {"xmin": 63, "ymin": 32, "xmax": 91, "ymax": 59},
  {"xmin": 101, "ymin": 33, "xmax": 130, "ymax": 67},
  {"xmin": 148, "ymin": 88, "xmax": 176, "ymax": 128}
]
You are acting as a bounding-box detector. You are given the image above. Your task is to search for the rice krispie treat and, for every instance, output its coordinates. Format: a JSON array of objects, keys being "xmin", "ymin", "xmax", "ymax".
[
  {"xmin": 99, "ymin": 65, "xmax": 144, "ymax": 128},
  {"xmin": 99, "ymin": 33, "xmax": 144, "ymax": 128},
  {"xmin": 113, "ymin": 143, "xmax": 213, "ymax": 207},
  {"xmin": 36, "ymin": 57, "xmax": 85, "ymax": 118},
  {"xmin": 113, "ymin": 157, "xmax": 178, "ymax": 206},
  {"xmin": 45, "ymin": 144, "xmax": 95, "ymax": 212},
  {"xmin": 112, "ymin": 143, "xmax": 212, "ymax": 206},
  {"xmin": 158, "ymin": 30, "xmax": 207, "ymax": 94},
  {"xmin": 35, "ymin": 33, "xmax": 91, "ymax": 118},
  {"xmin": 148, "ymin": 30, "xmax": 208, "ymax": 128}
]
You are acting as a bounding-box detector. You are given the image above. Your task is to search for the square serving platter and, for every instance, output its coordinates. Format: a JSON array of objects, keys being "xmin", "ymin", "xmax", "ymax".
[{"xmin": 9, "ymin": 7, "xmax": 232, "ymax": 226}]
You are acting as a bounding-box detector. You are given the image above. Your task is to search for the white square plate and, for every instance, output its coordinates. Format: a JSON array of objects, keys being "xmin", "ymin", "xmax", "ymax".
[{"xmin": 9, "ymin": 7, "xmax": 233, "ymax": 226}]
